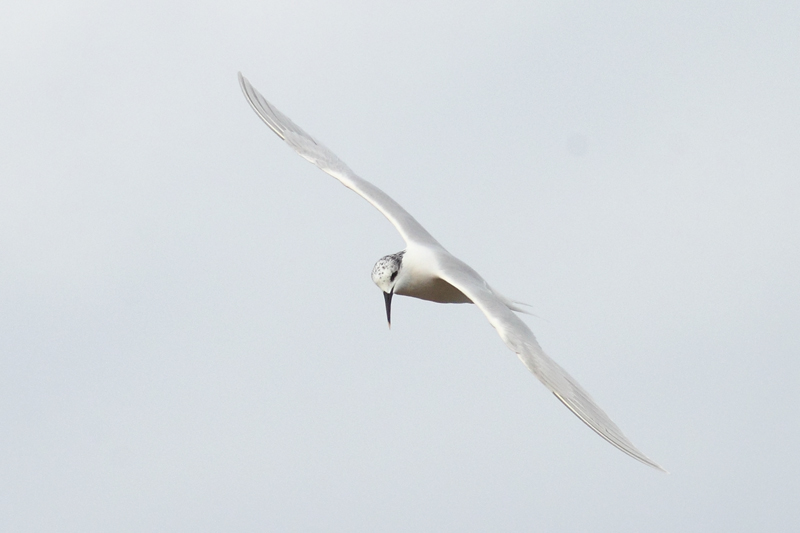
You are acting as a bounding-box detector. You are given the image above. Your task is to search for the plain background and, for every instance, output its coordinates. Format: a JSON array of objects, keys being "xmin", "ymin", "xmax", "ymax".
[{"xmin": 2, "ymin": 1, "xmax": 799, "ymax": 531}]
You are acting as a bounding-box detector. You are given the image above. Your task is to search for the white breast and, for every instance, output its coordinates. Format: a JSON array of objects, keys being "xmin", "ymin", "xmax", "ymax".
[{"xmin": 394, "ymin": 245, "xmax": 473, "ymax": 304}]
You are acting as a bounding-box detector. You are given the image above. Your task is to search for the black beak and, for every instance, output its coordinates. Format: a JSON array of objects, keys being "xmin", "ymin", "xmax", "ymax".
[{"xmin": 383, "ymin": 289, "xmax": 393, "ymax": 328}]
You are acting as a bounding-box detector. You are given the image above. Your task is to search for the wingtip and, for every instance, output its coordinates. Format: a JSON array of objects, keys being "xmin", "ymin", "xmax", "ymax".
[
  {"xmin": 639, "ymin": 457, "xmax": 669, "ymax": 473},
  {"xmin": 653, "ymin": 462, "xmax": 670, "ymax": 474},
  {"xmin": 237, "ymin": 71, "xmax": 248, "ymax": 98},
  {"xmin": 551, "ymin": 391, "xmax": 666, "ymax": 473}
]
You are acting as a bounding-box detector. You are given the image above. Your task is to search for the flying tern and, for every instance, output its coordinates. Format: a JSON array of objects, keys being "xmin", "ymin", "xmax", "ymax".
[{"xmin": 238, "ymin": 72, "xmax": 665, "ymax": 471}]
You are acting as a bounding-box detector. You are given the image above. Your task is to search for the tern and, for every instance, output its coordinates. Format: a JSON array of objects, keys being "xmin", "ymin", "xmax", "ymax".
[{"xmin": 238, "ymin": 72, "xmax": 665, "ymax": 471}]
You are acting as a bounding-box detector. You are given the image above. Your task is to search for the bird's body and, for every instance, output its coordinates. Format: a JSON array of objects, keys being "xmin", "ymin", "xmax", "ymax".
[
  {"xmin": 389, "ymin": 246, "xmax": 472, "ymax": 304},
  {"xmin": 238, "ymin": 72, "xmax": 665, "ymax": 471}
]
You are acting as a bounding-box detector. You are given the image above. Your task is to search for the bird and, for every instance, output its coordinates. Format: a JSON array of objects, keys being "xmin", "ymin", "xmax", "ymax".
[{"xmin": 238, "ymin": 72, "xmax": 665, "ymax": 472}]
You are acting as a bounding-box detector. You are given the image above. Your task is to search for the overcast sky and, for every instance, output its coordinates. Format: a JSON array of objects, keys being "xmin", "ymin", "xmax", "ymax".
[{"xmin": 2, "ymin": 1, "xmax": 799, "ymax": 531}]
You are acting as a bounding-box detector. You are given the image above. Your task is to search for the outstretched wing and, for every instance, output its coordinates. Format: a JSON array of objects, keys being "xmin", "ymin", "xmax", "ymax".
[
  {"xmin": 239, "ymin": 72, "xmax": 440, "ymax": 248},
  {"xmin": 436, "ymin": 254, "xmax": 666, "ymax": 471}
]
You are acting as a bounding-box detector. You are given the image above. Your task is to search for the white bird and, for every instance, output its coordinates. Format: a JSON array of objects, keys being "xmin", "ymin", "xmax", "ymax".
[{"xmin": 238, "ymin": 72, "xmax": 665, "ymax": 472}]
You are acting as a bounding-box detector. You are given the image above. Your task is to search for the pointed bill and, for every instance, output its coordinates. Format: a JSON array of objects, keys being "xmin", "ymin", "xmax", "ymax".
[{"xmin": 383, "ymin": 290, "xmax": 393, "ymax": 328}]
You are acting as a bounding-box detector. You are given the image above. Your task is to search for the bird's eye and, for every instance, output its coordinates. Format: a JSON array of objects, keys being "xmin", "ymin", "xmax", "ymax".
[{"xmin": 390, "ymin": 271, "xmax": 398, "ymax": 281}]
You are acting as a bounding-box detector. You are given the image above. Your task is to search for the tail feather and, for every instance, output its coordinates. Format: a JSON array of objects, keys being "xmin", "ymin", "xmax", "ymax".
[{"xmin": 492, "ymin": 289, "xmax": 543, "ymax": 318}]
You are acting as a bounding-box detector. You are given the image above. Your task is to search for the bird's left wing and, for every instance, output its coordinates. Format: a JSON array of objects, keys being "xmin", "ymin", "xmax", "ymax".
[
  {"xmin": 238, "ymin": 72, "xmax": 440, "ymax": 248},
  {"xmin": 435, "ymin": 254, "xmax": 666, "ymax": 471}
]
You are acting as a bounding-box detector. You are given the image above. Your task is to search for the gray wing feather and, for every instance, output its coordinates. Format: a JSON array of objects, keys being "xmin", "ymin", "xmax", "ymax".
[
  {"xmin": 238, "ymin": 72, "xmax": 440, "ymax": 248},
  {"xmin": 437, "ymin": 255, "xmax": 666, "ymax": 472}
]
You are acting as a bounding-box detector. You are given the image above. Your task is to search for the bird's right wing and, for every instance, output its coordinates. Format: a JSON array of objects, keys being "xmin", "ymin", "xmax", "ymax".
[
  {"xmin": 436, "ymin": 254, "xmax": 666, "ymax": 471},
  {"xmin": 239, "ymin": 72, "xmax": 440, "ymax": 248}
]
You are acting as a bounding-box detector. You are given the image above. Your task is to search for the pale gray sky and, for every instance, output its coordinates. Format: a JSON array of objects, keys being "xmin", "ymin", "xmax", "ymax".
[{"xmin": 2, "ymin": 1, "xmax": 799, "ymax": 531}]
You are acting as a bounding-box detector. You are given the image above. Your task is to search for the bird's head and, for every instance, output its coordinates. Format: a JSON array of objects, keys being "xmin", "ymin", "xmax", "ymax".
[{"xmin": 371, "ymin": 251, "xmax": 405, "ymax": 327}]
